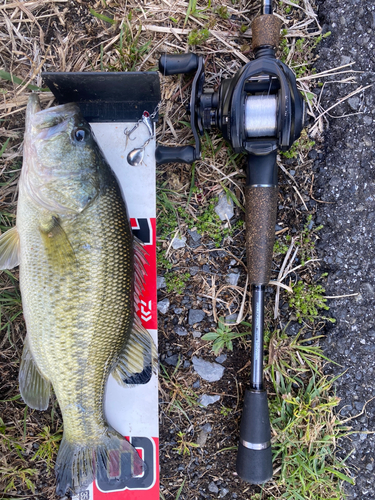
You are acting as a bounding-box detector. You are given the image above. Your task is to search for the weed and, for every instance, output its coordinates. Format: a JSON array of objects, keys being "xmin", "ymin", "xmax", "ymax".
[
  {"xmin": 202, "ymin": 317, "xmax": 249, "ymax": 354},
  {"xmin": 297, "ymin": 214, "xmax": 323, "ymax": 265},
  {"xmin": 215, "ymin": 6, "xmax": 229, "ymax": 19},
  {"xmin": 267, "ymin": 329, "xmax": 335, "ymax": 385},
  {"xmin": 188, "ymin": 28, "xmax": 210, "ymax": 46},
  {"xmin": 273, "ymin": 239, "xmax": 289, "ymax": 256},
  {"xmin": 160, "ymin": 479, "xmax": 186, "ymax": 500},
  {"xmin": 164, "ymin": 271, "xmax": 190, "ymax": 295},
  {"xmin": 288, "ymin": 280, "xmax": 333, "ymax": 324},
  {"xmin": 184, "ymin": 0, "xmax": 211, "ymax": 25},
  {"xmin": 32, "ymin": 426, "xmax": 63, "ymax": 473},
  {"xmin": 1, "ymin": 465, "xmax": 38, "ymax": 494},
  {"xmin": 173, "ymin": 431, "xmax": 199, "ymax": 455},
  {"xmin": 89, "ymin": 7, "xmax": 115, "ymax": 25},
  {"xmin": 281, "ymin": 130, "xmax": 315, "ymax": 160},
  {"xmin": 269, "ymin": 373, "xmax": 354, "ymax": 499},
  {"xmin": 108, "ymin": 21, "xmax": 151, "ymax": 71},
  {"xmin": 157, "ymin": 251, "xmax": 173, "ymax": 270},
  {"xmin": 220, "ymin": 406, "xmax": 232, "ymax": 417},
  {"xmin": 160, "ymin": 362, "xmax": 199, "ymax": 412}
]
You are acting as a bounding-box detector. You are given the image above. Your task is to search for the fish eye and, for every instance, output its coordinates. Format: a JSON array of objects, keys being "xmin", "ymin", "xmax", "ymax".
[{"xmin": 74, "ymin": 128, "xmax": 87, "ymax": 142}]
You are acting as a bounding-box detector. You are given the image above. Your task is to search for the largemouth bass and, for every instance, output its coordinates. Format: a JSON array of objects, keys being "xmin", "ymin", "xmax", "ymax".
[{"xmin": 0, "ymin": 94, "xmax": 156, "ymax": 495}]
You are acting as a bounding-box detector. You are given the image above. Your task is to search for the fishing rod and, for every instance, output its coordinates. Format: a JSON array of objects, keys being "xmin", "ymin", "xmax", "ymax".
[{"xmin": 157, "ymin": 0, "xmax": 305, "ymax": 484}]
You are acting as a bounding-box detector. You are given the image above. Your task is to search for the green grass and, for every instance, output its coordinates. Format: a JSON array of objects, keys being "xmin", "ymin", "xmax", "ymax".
[
  {"xmin": 31, "ymin": 426, "xmax": 63, "ymax": 473},
  {"xmin": 269, "ymin": 372, "xmax": 353, "ymax": 499},
  {"xmin": 202, "ymin": 317, "xmax": 250, "ymax": 355},
  {"xmin": 173, "ymin": 431, "xmax": 200, "ymax": 455},
  {"xmin": 288, "ymin": 280, "xmax": 333, "ymax": 324},
  {"xmin": 164, "ymin": 271, "xmax": 190, "ymax": 295}
]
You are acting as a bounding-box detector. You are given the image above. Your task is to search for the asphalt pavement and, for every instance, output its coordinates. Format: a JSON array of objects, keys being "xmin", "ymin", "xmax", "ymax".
[{"xmin": 316, "ymin": 1, "xmax": 375, "ymax": 497}]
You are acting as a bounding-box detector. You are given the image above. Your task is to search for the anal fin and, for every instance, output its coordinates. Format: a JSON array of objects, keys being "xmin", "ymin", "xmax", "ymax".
[{"xmin": 19, "ymin": 337, "xmax": 50, "ymax": 410}]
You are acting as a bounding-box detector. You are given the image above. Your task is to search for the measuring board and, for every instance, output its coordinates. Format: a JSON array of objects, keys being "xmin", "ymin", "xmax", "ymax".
[{"xmin": 42, "ymin": 72, "xmax": 160, "ymax": 500}]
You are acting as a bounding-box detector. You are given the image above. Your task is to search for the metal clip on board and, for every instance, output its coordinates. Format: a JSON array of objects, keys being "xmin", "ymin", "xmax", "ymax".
[{"xmin": 157, "ymin": 0, "xmax": 305, "ymax": 484}]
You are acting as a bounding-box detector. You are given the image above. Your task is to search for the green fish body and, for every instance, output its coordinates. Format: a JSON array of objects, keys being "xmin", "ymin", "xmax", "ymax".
[{"xmin": 0, "ymin": 94, "xmax": 156, "ymax": 495}]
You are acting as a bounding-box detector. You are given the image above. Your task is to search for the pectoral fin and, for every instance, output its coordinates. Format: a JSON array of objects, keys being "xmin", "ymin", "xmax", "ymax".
[
  {"xmin": 39, "ymin": 216, "xmax": 76, "ymax": 269},
  {"xmin": 19, "ymin": 337, "xmax": 50, "ymax": 410},
  {"xmin": 0, "ymin": 226, "xmax": 20, "ymax": 270}
]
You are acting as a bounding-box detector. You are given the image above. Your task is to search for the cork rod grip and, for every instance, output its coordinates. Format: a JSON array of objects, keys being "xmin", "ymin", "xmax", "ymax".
[{"xmin": 245, "ymin": 186, "xmax": 278, "ymax": 285}]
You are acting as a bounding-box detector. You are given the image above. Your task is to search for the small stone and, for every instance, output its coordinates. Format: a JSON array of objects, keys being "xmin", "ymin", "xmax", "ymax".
[
  {"xmin": 188, "ymin": 309, "xmax": 206, "ymax": 325},
  {"xmin": 183, "ymin": 360, "xmax": 191, "ymax": 369},
  {"xmin": 172, "ymin": 235, "xmax": 186, "ymax": 249},
  {"xmin": 196, "ymin": 423, "xmax": 212, "ymax": 448},
  {"xmin": 348, "ymin": 96, "xmax": 360, "ymax": 111},
  {"xmin": 192, "ymin": 356, "xmax": 225, "ymax": 382},
  {"xmin": 157, "ymin": 276, "xmax": 166, "ymax": 289},
  {"xmin": 174, "ymin": 307, "xmax": 183, "ymax": 314},
  {"xmin": 226, "ymin": 273, "xmax": 240, "ymax": 286},
  {"xmin": 157, "ymin": 298, "xmax": 170, "ymax": 314},
  {"xmin": 215, "ymin": 192, "xmax": 234, "ymax": 221},
  {"xmin": 208, "ymin": 482, "xmax": 219, "ymax": 494},
  {"xmin": 189, "ymin": 266, "xmax": 200, "ymax": 276},
  {"xmin": 308, "ymin": 149, "xmax": 318, "ymax": 160},
  {"xmin": 188, "ymin": 229, "xmax": 202, "ymax": 242},
  {"xmin": 199, "ymin": 394, "xmax": 221, "ymax": 407},
  {"xmin": 363, "ymin": 136, "xmax": 373, "ymax": 147},
  {"xmin": 165, "ymin": 354, "xmax": 179, "ymax": 366},
  {"xmin": 340, "ymin": 55, "xmax": 351, "ymax": 65},
  {"xmin": 175, "ymin": 326, "xmax": 188, "ymax": 336},
  {"xmin": 220, "ymin": 488, "xmax": 230, "ymax": 498},
  {"xmin": 192, "ymin": 380, "xmax": 200, "ymax": 389},
  {"xmin": 215, "ymin": 353, "xmax": 227, "ymax": 364},
  {"xmin": 225, "ymin": 313, "xmax": 238, "ymax": 324},
  {"xmin": 193, "ymin": 330, "xmax": 202, "ymax": 338}
]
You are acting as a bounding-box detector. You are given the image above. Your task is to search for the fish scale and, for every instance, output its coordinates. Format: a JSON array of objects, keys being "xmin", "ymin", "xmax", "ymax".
[{"xmin": 0, "ymin": 94, "xmax": 156, "ymax": 495}]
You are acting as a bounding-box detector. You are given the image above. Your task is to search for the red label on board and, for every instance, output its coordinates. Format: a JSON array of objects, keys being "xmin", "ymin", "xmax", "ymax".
[
  {"xmin": 93, "ymin": 438, "xmax": 159, "ymax": 499},
  {"xmin": 130, "ymin": 218, "xmax": 157, "ymax": 330}
]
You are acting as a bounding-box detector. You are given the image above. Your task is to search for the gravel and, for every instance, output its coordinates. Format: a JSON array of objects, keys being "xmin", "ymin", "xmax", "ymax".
[
  {"xmin": 171, "ymin": 235, "xmax": 186, "ymax": 249},
  {"xmin": 215, "ymin": 191, "xmax": 234, "ymax": 221},
  {"xmin": 174, "ymin": 326, "xmax": 188, "ymax": 336},
  {"xmin": 192, "ymin": 356, "xmax": 225, "ymax": 382},
  {"xmin": 198, "ymin": 394, "xmax": 221, "ymax": 407},
  {"xmin": 157, "ymin": 298, "xmax": 170, "ymax": 314},
  {"xmin": 188, "ymin": 309, "xmax": 206, "ymax": 325}
]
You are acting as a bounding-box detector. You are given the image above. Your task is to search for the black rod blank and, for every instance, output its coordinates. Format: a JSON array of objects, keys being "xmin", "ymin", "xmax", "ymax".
[
  {"xmin": 261, "ymin": 0, "xmax": 273, "ymax": 15},
  {"xmin": 250, "ymin": 285, "xmax": 265, "ymax": 390}
]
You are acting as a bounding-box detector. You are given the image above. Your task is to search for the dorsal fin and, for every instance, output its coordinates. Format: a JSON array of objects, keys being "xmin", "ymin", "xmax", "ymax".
[{"xmin": 111, "ymin": 236, "xmax": 156, "ymax": 386}]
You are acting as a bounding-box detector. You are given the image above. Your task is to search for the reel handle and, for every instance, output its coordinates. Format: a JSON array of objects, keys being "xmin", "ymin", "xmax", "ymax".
[
  {"xmin": 159, "ymin": 53, "xmax": 199, "ymax": 76},
  {"xmin": 155, "ymin": 145, "xmax": 196, "ymax": 165}
]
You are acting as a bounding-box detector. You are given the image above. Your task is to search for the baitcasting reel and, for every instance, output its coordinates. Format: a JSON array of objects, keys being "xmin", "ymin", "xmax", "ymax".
[{"xmin": 157, "ymin": 0, "xmax": 305, "ymax": 486}]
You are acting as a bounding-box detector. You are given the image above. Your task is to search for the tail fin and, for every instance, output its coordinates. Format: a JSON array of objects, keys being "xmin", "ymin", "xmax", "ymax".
[{"xmin": 55, "ymin": 426, "xmax": 144, "ymax": 496}]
